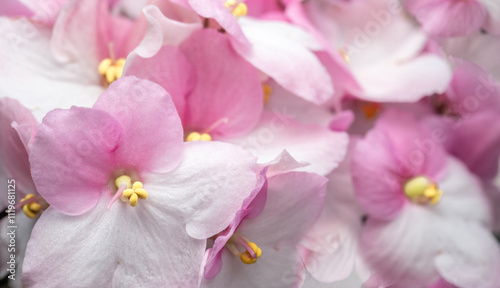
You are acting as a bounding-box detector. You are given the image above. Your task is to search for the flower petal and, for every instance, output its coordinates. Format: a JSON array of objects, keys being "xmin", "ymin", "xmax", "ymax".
[
  {"xmin": 22, "ymin": 194, "xmax": 205, "ymax": 287},
  {"xmin": 30, "ymin": 107, "xmax": 122, "ymax": 215},
  {"xmin": 232, "ymin": 18, "xmax": 334, "ymax": 105},
  {"xmin": 180, "ymin": 29, "xmax": 263, "ymax": 138},
  {"xmin": 93, "ymin": 76, "xmax": 184, "ymax": 174},
  {"xmin": 238, "ymin": 171, "xmax": 327, "ymax": 246},
  {"xmin": 225, "ymin": 111, "xmax": 349, "ymax": 176},
  {"xmin": 146, "ymin": 141, "xmax": 258, "ymax": 239}
]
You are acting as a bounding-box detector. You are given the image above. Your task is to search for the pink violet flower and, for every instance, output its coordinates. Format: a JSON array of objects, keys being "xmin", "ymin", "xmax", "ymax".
[
  {"xmin": 302, "ymin": 0, "xmax": 453, "ymax": 103},
  {"xmin": 23, "ymin": 77, "xmax": 261, "ymax": 287},
  {"xmin": 200, "ymin": 154, "xmax": 327, "ymax": 288},
  {"xmin": 0, "ymin": 0, "xmax": 147, "ymax": 122},
  {"xmin": 352, "ymin": 108, "xmax": 500, "ymax": 287}
]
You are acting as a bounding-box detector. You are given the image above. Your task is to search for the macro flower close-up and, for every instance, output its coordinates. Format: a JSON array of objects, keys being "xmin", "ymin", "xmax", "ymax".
[{"xmin": 0, "ymin": 0, "xmax": 499, "ymax": 287}]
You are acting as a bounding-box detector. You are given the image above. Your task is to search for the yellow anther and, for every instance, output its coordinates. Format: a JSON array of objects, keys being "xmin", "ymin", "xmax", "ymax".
[
  {"xmin": 129, "ymin": 193, "xmax": 138, "ymax": 207},
  {"xmin": 21, "ymin": 194, "xmax": 41, "ymax": 219},
  {"xmin": 98, "ymin": 57, "xmax": 126, "ymax": 87},
  {"xmin": 247, "ymin": 242, "xmax": 262, "ymax": 258},
  {"xmin": 132, "ymin": 182, "xmax": 143, "ymax": 189},
  {"xmin": 134, "ymin": 188, "xmax": 148, "ymax": 199},
  {"xmin": 239, "ymin": 241, "xmax": 262, "ymax": 265},
  {"xmin": 263, "ymin": 83, "xmax": 272, "ymax": 104},
  {"xmin": 240, "ymin": 252, "xmax": 257, "ymax": 264},
  {"xmin": 404, "ymin": 176, "xmax": 443, "ymax": 206},
  {"xmin": 186, "ymin": 132, "xmax": 212, "ymax": 142},
  {"xmin": 224, "ymin": 0, "xmax": 247, "ymax": 18},
  {"xmin": 122, "ymin": 189, "xmax": 135, "ymax": 198},
  {"xmin": 121, "ymin": 181, "xmax": 148, "ymax": 207}
]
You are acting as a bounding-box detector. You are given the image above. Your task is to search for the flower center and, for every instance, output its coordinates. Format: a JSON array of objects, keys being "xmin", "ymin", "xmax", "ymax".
[
  {"xmin": 107, "ymin": 175, "xmax": 148, "ymax": 209},
  {"xmin": 404, "ymin": 176, "xmax": 443, "ymax": 205},
  {"xmin": 225, "ymin": 0, "xmax": 248, "ymax": 18},
  {"xmin": 98, "ymin": 58, "xmax": 125, "ymax": 87},
  {"xmin": 225, "ymin": 235, "xmax": 262, "ymax": 265}
]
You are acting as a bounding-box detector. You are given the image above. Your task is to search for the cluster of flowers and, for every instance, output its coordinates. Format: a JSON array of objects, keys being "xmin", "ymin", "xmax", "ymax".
[{"xmin": 1, "ymin": 0, "xmax": 500, "ymax": 287}]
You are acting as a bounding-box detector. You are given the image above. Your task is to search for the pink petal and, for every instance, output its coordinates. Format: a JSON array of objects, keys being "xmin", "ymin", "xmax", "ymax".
[
  {"xmin": 0, "ymin": 98, "xmax": 38, "ymax": 197},
  {"xmin": 238, "ymin": 171, "xmax": 327, "ymax": 246},
  {"xmin": 224, "ymin": 111, "xmax": 349, "ymax": 176},
  {"xmin": 200, "ymin": 245, "xmax": 305, "ymax": 288},
  {"xmin": 405, "ymin": 0, "xmax": 487, "ymax": 37},
  {"xmin": 145, "ymin": 141, "xmax": 258, "ymax": 239},
  {"xmin": 93, "ymin": 76, "xmax": 184, "ymax": 174},
  {"xmin": 186, "ymin": 0, "xmax": 250, "ymax": 44},
  {"xmin": 231, "ymin": 18, "xmax": 334, "ymax": 105},
  {"xmin": 180, "ymin": 29, "xmax": 263, "ymax": 138},
  {"xmin": 132, "ymin": 5, "xmax": 201, "ymax": 58},
  {"xmin": 0, "ymin": 18, "xmax": 103, "ymax": 122},
  {"xmin": 51, "ymin": 0, "xmax": 109, "ymax": 69},
  {"xmin": 30, "ymin": 107, "xmax": 123, "ymax": 215},
  {"xmin": 0, "ymin": 0, "xmax": 34, "ymax": 18},
  {"xmin": 22, "ymin": 194, "xmax": 205, "ymax": 287},
  {"xmin": 124, "ymin": 46, "xmax": 195, "ymax": 122}
]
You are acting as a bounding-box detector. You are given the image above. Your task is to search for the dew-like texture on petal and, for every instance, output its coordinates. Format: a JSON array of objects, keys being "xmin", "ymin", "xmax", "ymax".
[
  {"xmin": 0, "ymin": 98, "xmax": 38, "ymax": 198},
  {"xmin": 93, "ymin": 77, "xmax": 184, "ymax": 174},
  {"xmin": 30, "ymin": 107, "xmax": 123, "ymax": 215},
  {"xmin": 22, "ymin": 194, "xmax": 205, "ymax": 288},
  {"xmin": 238, "ymin": 171, "xmax": 327, "ymax": 247},
  {"xmin": 0, "ymin": 18, "xmax": 103, "ymax": 122},
  {"xmin": 180, "ymin": 29, "xmax": 263, "ymax": 138},
  {"xmin": 405, "ymin": 0, "xmax": 487, "ymax": 37},
  {"xmin": 224, "ymin": 112, "xmax": 349, "ymax": 176},
  {"xmin": 0, "ymin": 0, "xmax": 34, "ymax": 17},
  {"xmin": 232, "ymin": 18, "xmax": 334, "ymax": 105},
  {"xmin": 124, "ymin": 46, "xmax": 194, "ymax": 122},
  {"xmin": 133, "ymin": 5, "xmax": 201, "ymax": 58},
  {"xmin": 200, "ymin": 245, "xmax": 305, "ymax": 288},
  {"xmin": 186, "ymin": 0, "xmax": 250, "ymax": 44},
  {"xmin": 146, "ymin": 141, "xmax": 258, "ymax": 239}
]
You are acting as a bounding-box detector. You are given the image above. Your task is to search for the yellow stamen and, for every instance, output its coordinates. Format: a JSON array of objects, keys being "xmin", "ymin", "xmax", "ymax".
[
  {"xmin": 119, "ymin": 180, "xmax": 148, "ymax": 207},
  {"xmin": 186, "ymin": 132, "xmax": 212, "ymax": 142},
  {"xmin": 98, "ymin": 57, "xmax": 126, "ymax": 87},
  {"xmin": 404, "ymin": 176, "xmax": 443, "ymax": 205},
  {"xmin": 263, "ymin": 83, "xmax": 272, "ymax": 104},
  {"xmin": 225, "ymin": 0, "xmax": 248, "ymax": 18},
  {"xmin": 21, "ymin": 194, "xmax": 41, "ymax": 219},
  {"xmin": 240, "ymin": 241, "xmax": 262, "ymax": 265}
]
